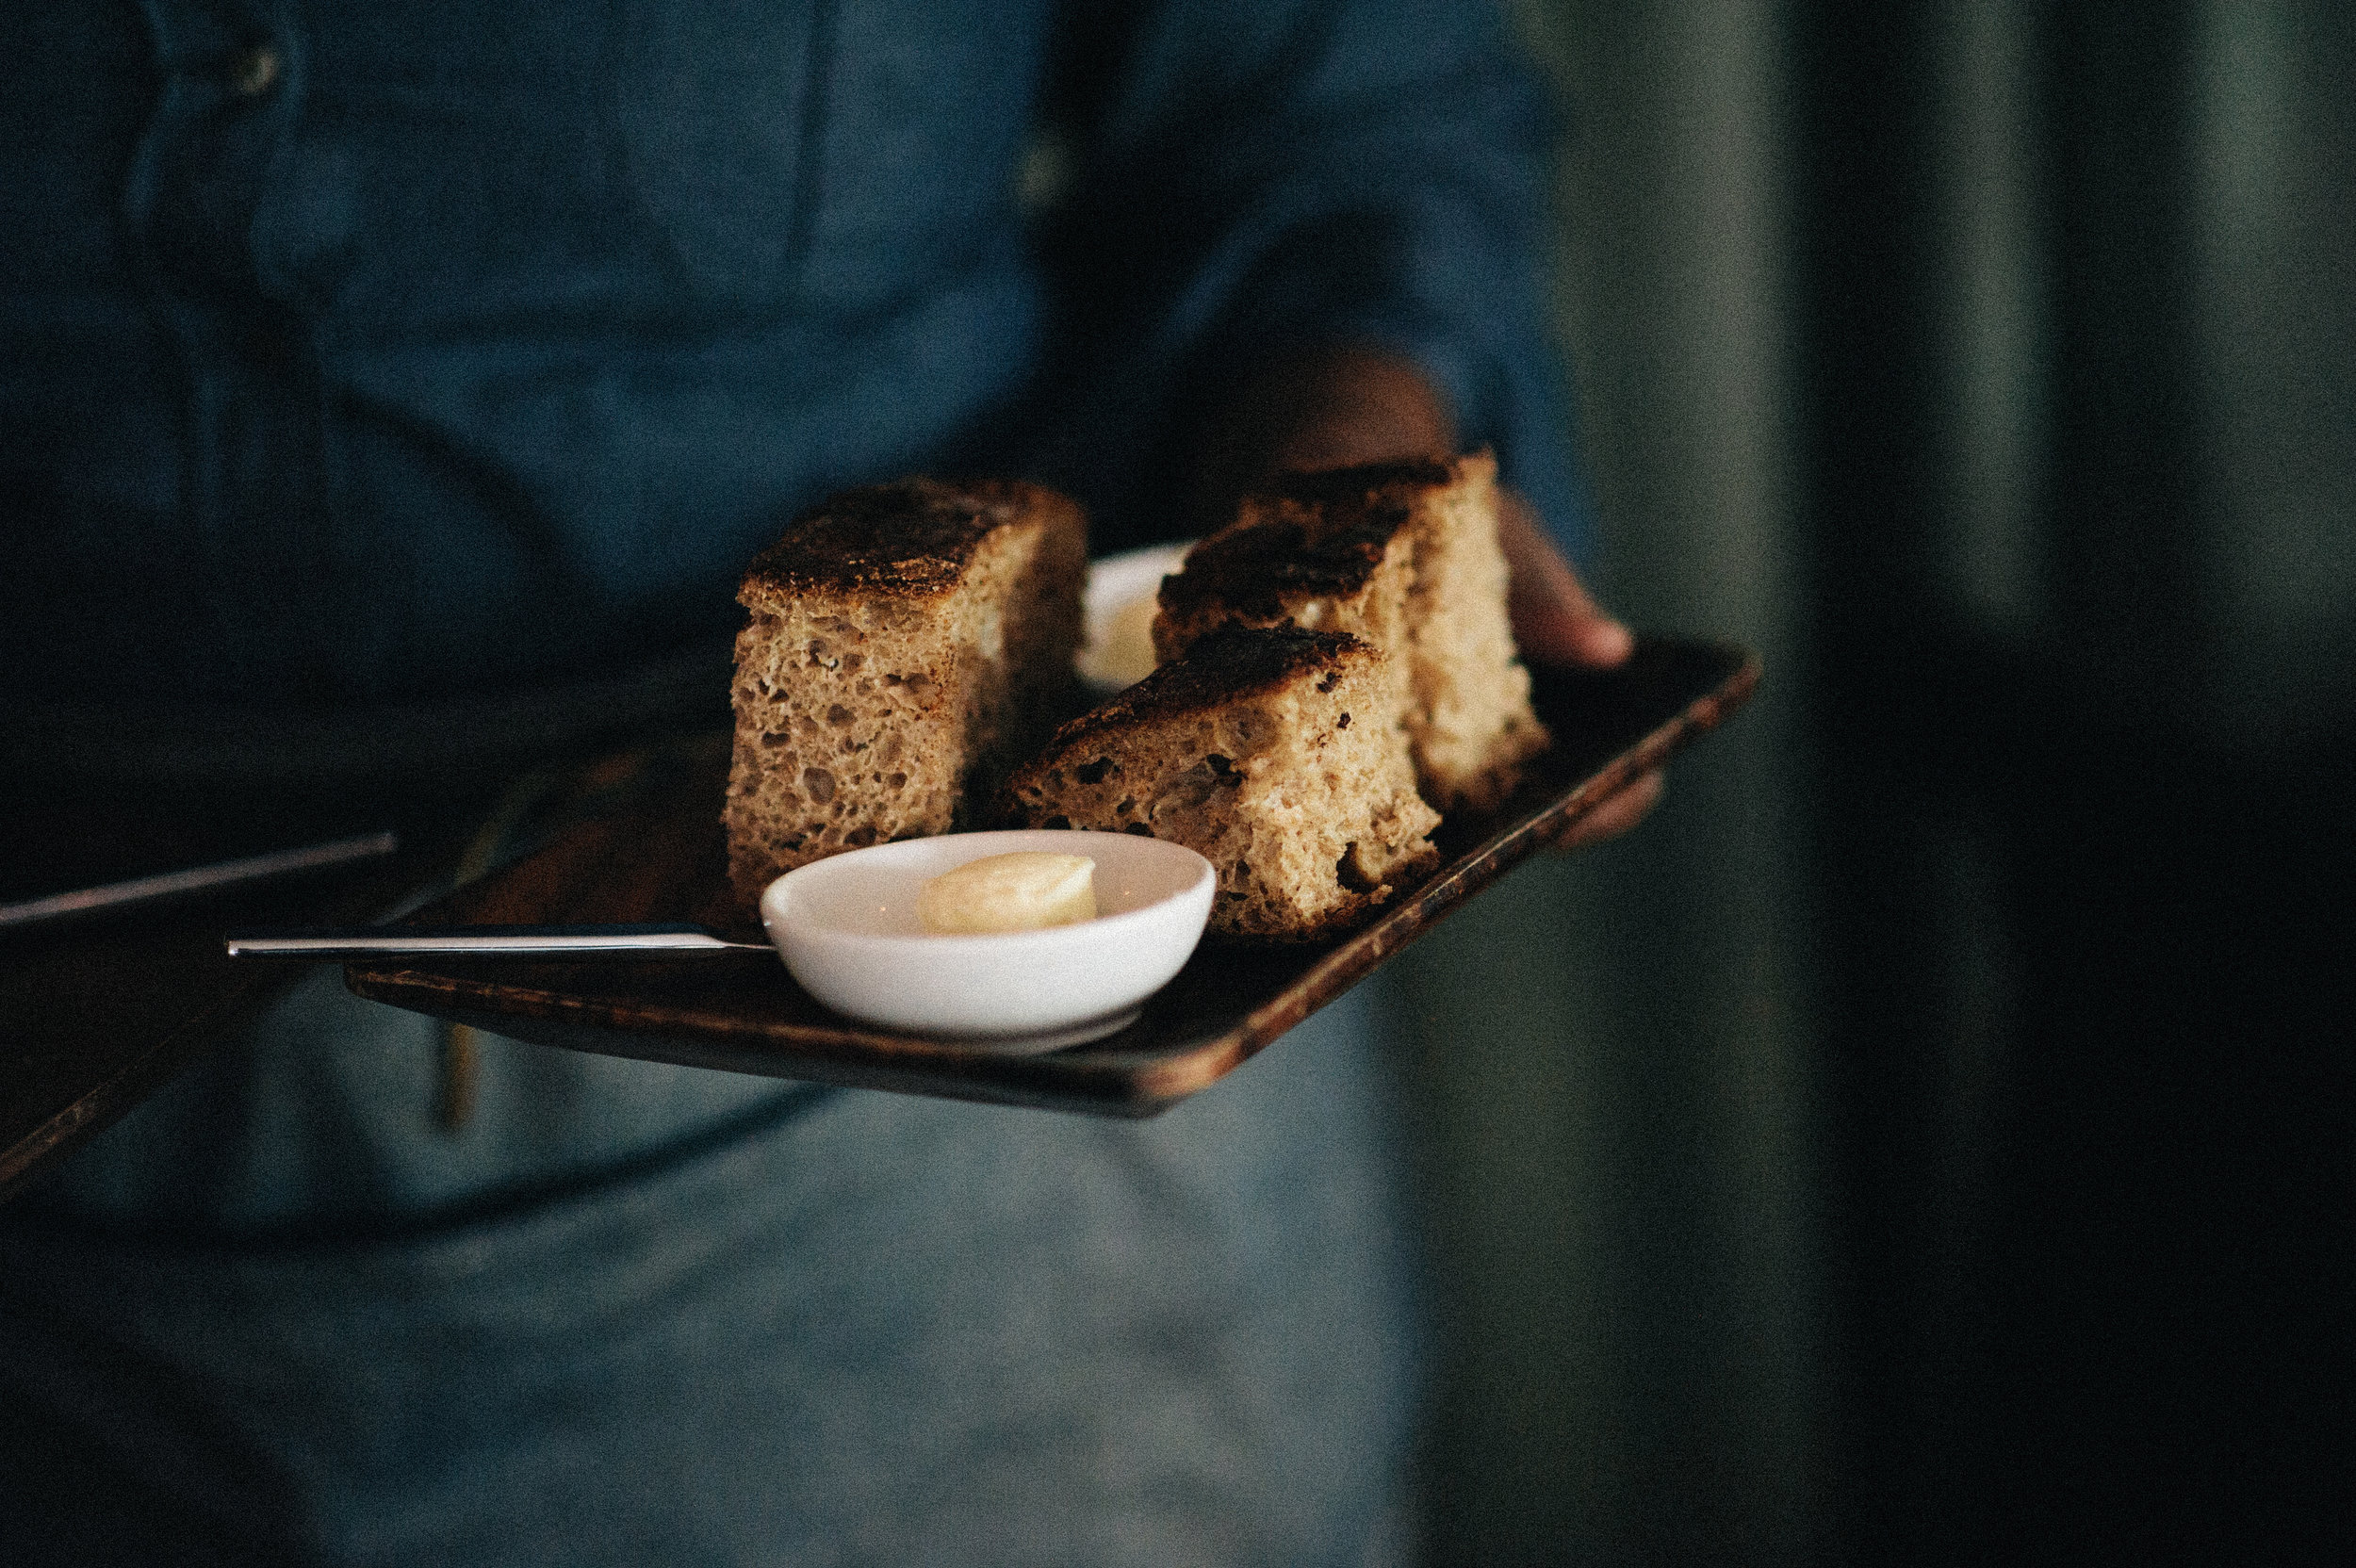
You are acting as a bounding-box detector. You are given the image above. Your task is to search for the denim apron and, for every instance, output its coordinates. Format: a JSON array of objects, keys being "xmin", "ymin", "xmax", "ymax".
[{"xmin": 3, "ymin": 965, "xmax": 1422, "ymax": 1565}]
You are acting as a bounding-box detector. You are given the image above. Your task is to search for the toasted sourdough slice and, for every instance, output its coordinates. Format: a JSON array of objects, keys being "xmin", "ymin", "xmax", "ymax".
[
  {"xmin": 1005, "ymin": 626, "xmax": 1441, "ymax": 942},
  {"xmin": 1153, "ymin": 449, "xmax": 1546, "ymax": 813},
  {"xmin": 725, "ymin": 477, "xmax": 1087, "ymax": 906}
]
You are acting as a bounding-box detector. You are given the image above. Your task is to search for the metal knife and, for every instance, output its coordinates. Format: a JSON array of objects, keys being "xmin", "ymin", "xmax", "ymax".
[{"xmin": 224, "ymin": 924, "xmax": 773, "ymax": 959}]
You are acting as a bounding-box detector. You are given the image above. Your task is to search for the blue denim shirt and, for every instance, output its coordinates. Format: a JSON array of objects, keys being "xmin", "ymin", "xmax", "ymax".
[{"xmin": 4, "ymin": 0, "xmax": 1577, "ymax": 711}]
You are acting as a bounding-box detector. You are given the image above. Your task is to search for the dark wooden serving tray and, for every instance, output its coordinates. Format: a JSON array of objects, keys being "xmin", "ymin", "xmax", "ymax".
[{"xmin": 346, "ymin": 638, "xmax": 1759, "ymax": 1118}]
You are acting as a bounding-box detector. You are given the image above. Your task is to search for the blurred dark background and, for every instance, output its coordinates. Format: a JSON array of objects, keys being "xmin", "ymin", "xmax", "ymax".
[{"xmin": 1396, "ymin": 1, "xmax": 2353, "ymax": 1561}]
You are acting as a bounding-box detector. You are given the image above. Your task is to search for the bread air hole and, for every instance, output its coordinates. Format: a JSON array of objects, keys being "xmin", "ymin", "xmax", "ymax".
[
  {"xmin": 1152, "ymin": 761, "xmax": 1222, "ymax": 817},
  {"xmin": 803, "ymin": 766, "xmax": 836, "ymax": 804},
  {"xmin": 1074, "ymin": 757, "xmax": 1115, "ymax": 785}
]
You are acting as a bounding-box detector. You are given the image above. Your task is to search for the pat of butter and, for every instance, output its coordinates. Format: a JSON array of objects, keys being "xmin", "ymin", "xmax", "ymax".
[{"xmin": 917, "ymin": 852, "xmax": 1097, "ymax": 935}]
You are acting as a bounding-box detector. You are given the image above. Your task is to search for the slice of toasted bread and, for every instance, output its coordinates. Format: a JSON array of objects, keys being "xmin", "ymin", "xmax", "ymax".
[
  {"xmin": 1005, "ymin": 626, "xmax": 1440, "ymax": 942},
  {"xmin": 1154, "ymin": 449, "xmax": 1546, "ymax": 813},
  {"xmin": 725, "ymin": 478, "xmax": 1086, "ymax": 906}
]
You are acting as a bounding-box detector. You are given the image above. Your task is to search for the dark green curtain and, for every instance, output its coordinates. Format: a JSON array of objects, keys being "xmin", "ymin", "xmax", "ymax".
[{"xmin": 1400, "ymin": 2, "xmax": 2353, "ymax": 1561}]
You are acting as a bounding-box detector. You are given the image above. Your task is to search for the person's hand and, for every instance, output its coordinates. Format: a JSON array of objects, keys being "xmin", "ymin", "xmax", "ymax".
[
  {"xmin": 1492, "ymin": 486, "xmax": 1661, "ymax": 848},
  {"xmin": 1196, "ymin": 346, "xmax": 1661, "ymax": 848}
]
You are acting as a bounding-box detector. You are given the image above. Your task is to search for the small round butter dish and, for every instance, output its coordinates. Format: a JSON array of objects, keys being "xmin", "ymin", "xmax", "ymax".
[{"xmin": 759, "ymin": 830, "xmax": 1215, "ymax": 1051}]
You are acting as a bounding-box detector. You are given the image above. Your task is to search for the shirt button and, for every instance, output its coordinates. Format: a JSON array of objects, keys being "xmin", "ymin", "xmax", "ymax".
[{"xmin": 228, "ymin": 43, "xmax": 282, "ymax": 98}]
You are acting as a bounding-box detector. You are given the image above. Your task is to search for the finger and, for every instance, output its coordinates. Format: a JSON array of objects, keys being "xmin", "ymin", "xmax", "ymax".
[
  {"xmin": 1497, "ymin": 488, "xmax": 1633, "ymax": 669},
  {"xmin": 1546, "ymin": 769, "xmax": 1663, "ymax": 852}
]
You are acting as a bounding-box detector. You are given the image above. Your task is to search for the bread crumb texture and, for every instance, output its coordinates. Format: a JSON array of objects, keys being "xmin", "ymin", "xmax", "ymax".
[
  {"xmin": 1006, "ymin": 627, "xmax": 1440, "ymax": 942},
  {"xmin": 1154, "ymin": 449, "xmax": 1546, "ymax": 813},
  {"xmin": 725, "ymin": 479, "xmax": 1086, "ymax": 906}
]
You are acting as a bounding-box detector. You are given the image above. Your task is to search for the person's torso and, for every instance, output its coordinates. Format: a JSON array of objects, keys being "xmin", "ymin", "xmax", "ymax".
[{"xmin": 2, "ymin": 1, "xmax": 1057, "ymax": 706}]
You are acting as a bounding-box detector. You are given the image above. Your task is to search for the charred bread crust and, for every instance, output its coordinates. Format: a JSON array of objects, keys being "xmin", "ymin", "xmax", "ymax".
[
  {"xmin": 1028, "ymin": 625, "xmax": 1369, "ymax": 757},
  {"xmin": 740, "ymin": 478, "xmax": 1073, "ymax": 606},
  {"xmin": 1154, "ymin": 464, "xmax": 1449, "ymax": 631}
]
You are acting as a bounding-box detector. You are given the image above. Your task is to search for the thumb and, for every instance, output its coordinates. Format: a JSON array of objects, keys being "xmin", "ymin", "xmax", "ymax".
[{"xmin": 1497, "ymin": 488, "xmax": 1633, "ymax": 669}]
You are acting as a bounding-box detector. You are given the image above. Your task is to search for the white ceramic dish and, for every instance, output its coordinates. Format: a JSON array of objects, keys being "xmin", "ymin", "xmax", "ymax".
[{"xmin": 759, "ymin": 829, "xmax": 1216, "ymax": 1051}]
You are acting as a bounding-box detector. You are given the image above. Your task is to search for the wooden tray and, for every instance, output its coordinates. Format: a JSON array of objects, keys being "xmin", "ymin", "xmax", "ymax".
[
  {"xmin": 0, "ymin": 822, "xmax": 468, "ymax": 1200},
  {"xmin": 348, "ymin": 638, "xmax": 1759, "ymax": 1117}
]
